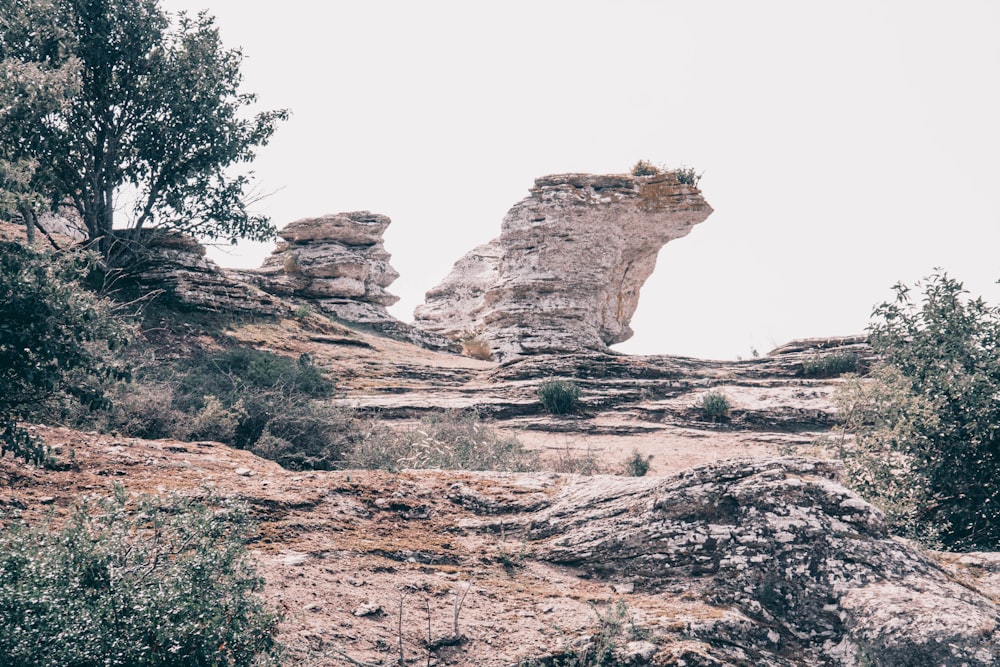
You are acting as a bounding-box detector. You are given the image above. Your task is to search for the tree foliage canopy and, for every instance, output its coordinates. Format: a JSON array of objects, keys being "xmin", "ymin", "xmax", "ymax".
[
  {"xmin": 838, "ymin": 271, "xmax": 1000, "ymax": 550},
  {"xmin": 0, "ymin": 0, "xmax": 287, "ymax": 251}
]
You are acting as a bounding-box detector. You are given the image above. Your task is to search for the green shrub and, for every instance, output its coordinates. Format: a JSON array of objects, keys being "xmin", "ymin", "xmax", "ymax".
[
  {"xmin": 0, "ymin": 488, "xmax": 281, "ymax": 666},
  {"xmin": 96, "ymin": 347, "xmax": 343, "ymax": 470},
  {"xmin": 538, "ymin": 380, "xmax": 581, "ymax": 415},
  {"xmin": 674, "ymin": 166, "xmax": 703, "ymax": 186},
  {"xmin": 174, "ymin": 349, "xmax": 332, "ymax": 411},
  {"xmin": 252, "ymin": 401, "xmax": 356, "ymax": 470},
  {"xmin": 622, "ymin": 449, "xmax": 652, "ymax": 477},
  {"xmin": 0, "ymin": 242, "xmax": 132, "ymax": 465},
  {"xmin": 699, "ymin": 391, "xmax": 731, "ymax": 421},
  {"xmin": 801, "ymin": 351, "xmax": 860, "ymax": 378},
  {"xmin": 837, "ymin": 271, "xmax": 1000, "ymax": 550},
  {"xmin": 630, "ymin": 161, "xmax": 702, "ymax": 187}
]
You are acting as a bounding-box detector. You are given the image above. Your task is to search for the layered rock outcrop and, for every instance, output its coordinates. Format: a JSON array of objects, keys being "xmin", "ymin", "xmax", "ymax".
[
  {"xmin": 11, "ymin": 428, "xmax": 998, "ymax": 666},
  {"xmin": 117, "ymin": 231, "xmax": 287, "ymax": 317},
  {"xmin": 414, "ymin": 172, "xmax": 713, "ymax": 360},
  {"xmin": 251, "ymin": 212, "xmax": 399, "ymax": 313},
  {"xmin": 244, "ymin": 212, "xmax": 458, "ymax": 351}
]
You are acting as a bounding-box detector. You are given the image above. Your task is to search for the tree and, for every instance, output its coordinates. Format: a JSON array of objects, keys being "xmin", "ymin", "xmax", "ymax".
[
  {"xmin": 0, "ymin": 0, "xmax": 287, "ymax": 254},
  {"xmin": 837, "ymin": 271, "xmax": 1000, "ymax": 550},
  {"xmin": 0, "ymin": 34, "xmax": 81, "ymax": 243},
  {"xmin": 0, "ymin": 241, "xmax": 131, "ymax": 464}
]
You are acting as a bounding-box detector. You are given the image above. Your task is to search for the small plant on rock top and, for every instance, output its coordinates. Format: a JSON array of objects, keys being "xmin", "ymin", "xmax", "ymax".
[
  {"xmin": 630, "ymin": 160, "xmax": 661, "ymax": 176},
  {"xmin": 675, "ymin": 166, "xmax": 703, "ymax": 186},
  {"xmin": 538, "ymin": 380, "xmax": 581, "ymax": 415}
]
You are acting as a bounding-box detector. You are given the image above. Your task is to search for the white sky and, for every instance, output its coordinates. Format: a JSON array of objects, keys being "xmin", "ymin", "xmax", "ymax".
[{"xmin": 160, "ymin": 0, "xmax": 1000, "ymax": 360}]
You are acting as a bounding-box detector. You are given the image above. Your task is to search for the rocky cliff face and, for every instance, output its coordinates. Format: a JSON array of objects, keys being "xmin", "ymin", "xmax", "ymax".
[{"xmin": 414, "ymin": 172, "xmax": 713, "ymax": 360}]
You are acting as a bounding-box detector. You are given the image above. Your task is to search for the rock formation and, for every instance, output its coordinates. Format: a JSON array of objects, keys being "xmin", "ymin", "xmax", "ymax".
[
  {"xmin": 118, "ymin": 231, "xmax": 287, "ymax": 317},
  {"xmin": 414, "ymin": 172, "xmax": 713, "ymax": 360},
  {"xmin": 252, "ymin": 212, "xmax": 399, "ymax": 312},
  {"xmin": 241, "ymin": 212, "xmax": 458, "ymax": 352}
]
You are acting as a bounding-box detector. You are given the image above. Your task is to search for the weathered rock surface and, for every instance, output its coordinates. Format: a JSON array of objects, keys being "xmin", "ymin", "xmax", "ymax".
[
  {"xmin": 117, "ymin": 231, "xmax": 288, "ymax": 317},
  {"xmin": 6, "ymin": 429, "xmax": 997, "ymax": 667},
  {"xmin": 254, "ymin": 212, "xmax": 399, "ymax": 305},
  {"xmin": 507, "ymin": 457, "xmax": 999, "ymax": 665},
  {"xmin": 242, "ymin": 212, "xmax": 458, "ymax": 352},
  {"xmin": 414, "ymin": 172, "xmax": 713, "ymax": 360}
]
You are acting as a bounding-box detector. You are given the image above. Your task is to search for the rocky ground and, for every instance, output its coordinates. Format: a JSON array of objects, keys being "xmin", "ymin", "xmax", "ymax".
[{"xmin": 3, "ymin": 312, "xmax": 999, "ymax": 666}]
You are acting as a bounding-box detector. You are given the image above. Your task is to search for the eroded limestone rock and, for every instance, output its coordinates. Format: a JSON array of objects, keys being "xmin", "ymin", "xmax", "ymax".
[
  {"xmin": 253, "ymin": 212, "xmax": 399, "ymax": 307},
  {"xmin": 414, "ymin": 172, "xmax": 713, "ymax": 360},
  {"xmin": 118, "ymin": 231, "xmax": 287, "ymax": 317},
  {"xmin": 245, "ymin": 212, "xmax": 458, "ymax": 352}
]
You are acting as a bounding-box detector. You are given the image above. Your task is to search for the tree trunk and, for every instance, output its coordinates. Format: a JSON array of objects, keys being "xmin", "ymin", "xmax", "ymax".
[{"xmin": 22, "ymin": 206, "xmax": 36, "ymax": 246}]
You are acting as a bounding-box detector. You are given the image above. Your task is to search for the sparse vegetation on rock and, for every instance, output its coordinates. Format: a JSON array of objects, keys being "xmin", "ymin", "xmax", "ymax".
[
  {"xmin": 622, "ymin": 449, "xmax": 652, "ymax": 477},
  {"xmin": 630, "ymin": 159, "xmax": 660, "ymax": 176},
  {"xmin": 629, "ymin": 160, "xmax": 702, "ymax": 187},
  {"xmin": 699, "ymin": 390, "xmax": 731, "ymax": 421},
  {"xmin": 345, "ymin": 410, "xmax": 538, "ymax": 472},
  {"xmin": 801, "ymin": 350, "xmax": 860, "ymax": 377}
]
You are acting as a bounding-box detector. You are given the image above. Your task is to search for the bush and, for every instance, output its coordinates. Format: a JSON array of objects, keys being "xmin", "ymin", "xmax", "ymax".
[
  {"xmin": 538, "ymin": 380, "xmax": 581, "ymax": 415},
  {"xmin": 0, "ymin": 242, "xmax": 132, "ymax": 465},
  {"xmin": 173, "ymin": 349, "xmax": 332, "ymax": 411},
  {"xmin": 630, "ymin": 161, "xmax": 702, "ymax": 187},
  {"xmin": 699, "ymin": 391, "xmax": 731, "ymax": 421},
  {"xmin": 252, "ymin": 401, "xmax": 356, "ymax": 470},
  {"xmin": 801, "ymin": 351, "xmax": 860, "ymax": 378},
  {"xmin": 0, "ymin": 488, "xmax": 281, "ymax": 665},
  {"xmin": 674, "ymin": 166, "xmax": 703, "ymax": 186},
  {"xmin": 95, "ymin": 347, "xmax": 344, "ymax": 470},
  {"xmin": 837, "ymin": 271, "xmax": 1000, "ymax": 550},
  {"xmin": 622, "ymin": 449, "xmax": 652, "ymax": 477},
  {"xmin": 630, "ymin": 160, "xmax": 660, "ymax": 176}
]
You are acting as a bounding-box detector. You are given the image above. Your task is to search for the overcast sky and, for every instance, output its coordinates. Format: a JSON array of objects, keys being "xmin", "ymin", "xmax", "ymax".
[{"xmin": 160, "ymin": 0, "xmax": 1000, "ymax": 360}]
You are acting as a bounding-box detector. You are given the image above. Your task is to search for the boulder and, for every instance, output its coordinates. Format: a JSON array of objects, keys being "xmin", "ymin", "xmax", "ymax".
[
  {"xmin": 506, "ymin": 457, "xmax": 1000, "ymax": 665},
  {"xmin": 414, "ymin": 171, "xmax": 713, "ymax": 360}
]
